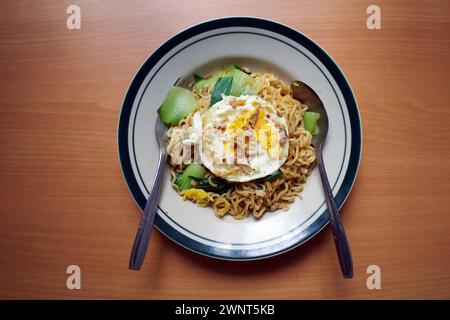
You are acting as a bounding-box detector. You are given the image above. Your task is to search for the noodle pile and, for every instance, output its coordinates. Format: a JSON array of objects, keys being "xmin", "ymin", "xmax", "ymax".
[{"xmin": 167, "ymin": 72, "xmax": 316, "ymax": 219}]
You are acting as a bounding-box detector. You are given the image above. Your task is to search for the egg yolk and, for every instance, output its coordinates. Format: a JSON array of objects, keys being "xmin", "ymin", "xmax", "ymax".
[
  {"xmin": 224, "ymin": 107, "xmax": 279, "ymax": 158},
  {"xmin": 183, "ymin": 188, "xmax": 209, "ymax": 206},
  {"xmin": 253, "ymin": 109, "xmax": 276, "ymax": 157},
  {"xmin": 225, "ymin": 110, "xmax": 250, "ymax": 156}
]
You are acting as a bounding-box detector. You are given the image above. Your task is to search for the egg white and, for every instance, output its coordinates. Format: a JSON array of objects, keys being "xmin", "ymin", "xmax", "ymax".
[{"xmin": 182, "ymin": 95, "xmax": 289, "ymax": 182}]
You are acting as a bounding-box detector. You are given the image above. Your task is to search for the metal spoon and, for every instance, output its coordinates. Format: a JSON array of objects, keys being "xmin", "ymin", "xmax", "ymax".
[
  {"xmin": 129, "ymin": 77, "xmax": 191, "ymax": 270},
  {"xmin": 128, "ymin": 116, "xmax": 167, "ymax": 270},
  {"xmin": 291, "ymin": 80, "xmax": 353, "ymax": 278}
]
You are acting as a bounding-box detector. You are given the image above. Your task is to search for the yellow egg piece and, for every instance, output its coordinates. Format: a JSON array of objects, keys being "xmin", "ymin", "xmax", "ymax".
[{"xmin": 182, "ymin": 188, "xmax": 209, "ymax": 206}]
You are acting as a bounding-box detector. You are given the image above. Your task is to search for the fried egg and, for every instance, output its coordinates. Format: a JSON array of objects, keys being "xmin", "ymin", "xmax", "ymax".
[{"xmin": 186, "ymin": 95, "xmax": 289, "ymax": 182}]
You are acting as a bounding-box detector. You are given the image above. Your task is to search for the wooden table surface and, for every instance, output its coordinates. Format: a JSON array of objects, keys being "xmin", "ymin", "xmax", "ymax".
[{"xmin": 1, "ymin": 0, "xmax": 449, "ymax": 300}]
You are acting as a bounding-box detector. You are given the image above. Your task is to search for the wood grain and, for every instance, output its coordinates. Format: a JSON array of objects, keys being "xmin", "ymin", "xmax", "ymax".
[{"xmin": 0, "ymin": 0, "xmax": 449, "ymax": 299}]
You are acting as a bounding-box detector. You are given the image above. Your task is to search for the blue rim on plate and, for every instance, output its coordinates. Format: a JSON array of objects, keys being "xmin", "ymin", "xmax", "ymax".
[{"xmin": 118, "ymin": 17, "xmax": 362, "ymax": 260}]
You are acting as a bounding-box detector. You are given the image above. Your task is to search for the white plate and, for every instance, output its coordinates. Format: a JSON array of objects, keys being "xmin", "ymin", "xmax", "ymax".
[{"xmin": 118, "ymin": 17, "xmax": 362, "ymax": 260}]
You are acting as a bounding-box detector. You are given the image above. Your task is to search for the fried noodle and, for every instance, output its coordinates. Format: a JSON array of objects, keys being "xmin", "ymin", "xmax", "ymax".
[{"xmin": 167, "ymin": 73, "xmax": 316, "ymax": 219}]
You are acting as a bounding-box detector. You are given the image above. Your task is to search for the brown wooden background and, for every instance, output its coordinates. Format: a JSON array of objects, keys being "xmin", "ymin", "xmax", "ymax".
[{"xmin": 0, "ymin": 0, "xmax": 449, "ymax": 299}]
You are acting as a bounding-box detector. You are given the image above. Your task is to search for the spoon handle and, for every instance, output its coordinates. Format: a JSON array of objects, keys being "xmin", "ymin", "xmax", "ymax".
[
  {"xmin": 317, "ymin": 147, "xmax": 353, "ymax": 278},
  {"xmin": 129, "ymin": 147, "xmax": 167, "ymax": 270}
]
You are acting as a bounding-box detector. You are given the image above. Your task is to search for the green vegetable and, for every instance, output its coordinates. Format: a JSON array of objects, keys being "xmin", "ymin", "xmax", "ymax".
[
  {"xmin": 233, "ymin": 64, "xmax": 251, "ymax": 74},
  {"xmin": 174, "ymin": 171, "xmax": 182, "ymax": 182},
  {"xmin": 175, "ymin": 164, "xmax": 206, "ymax": 191},
  {"xmin": 157, "ymin": 86, "xmax": 196, "ymax": 126},
  {"xmin": 194, "ymin": 65, "xmax": 262, "ymax": 97},
  {"xmin": 252, "ymin": 170, "xmax": 282, "ymax": 185},
  {"xmin": 189, "ymin": 176, "xmax": 231, "ymax": 194},
  {"xmin": 262, "ymin": 169, "xmax": 282, "ymax": 181},
  {"xmin": 210, "ymin": 76, "xmax": 233, "ymax": 107},
  {"xmin": 229, "ymin": 69, "xmax": 262, "ymax": 96},
  {"xmin": 194, "ymin": 65, "xmax": 237, "ymax": 92},
  {"xmin": 229, "ymin": 70, "xmax": 246, "ymax": 96},
  {"xmin": 241, "ymin": 77, "xmax": 263, "ymax": 95},
  {"xmin": 209, "ymin": 70, "xmax": 263, "ymax": 107},
  {"xmin": 304, "ymin": 111, "xmax": 320, "ymax": 135},
  {"xmin": 195, "ymin": 65, "xmax": 263, "ymax": 106},
  {"xmin": 194, "ymin": 76, "xmax": 218, "ymax": 92},
  {"xmin": 193, "ymin": 74, "xmax": 204, "ymax": 83}
]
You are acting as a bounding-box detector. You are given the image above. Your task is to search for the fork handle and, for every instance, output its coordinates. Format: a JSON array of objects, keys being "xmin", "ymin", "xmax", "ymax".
[
  {"xmin": 317, "ymin": 146, "xmax": 353, "ymax": 278},
  {"xmin": 129, "ymin": 148, "xmax": 167, "ymax": 270}
]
